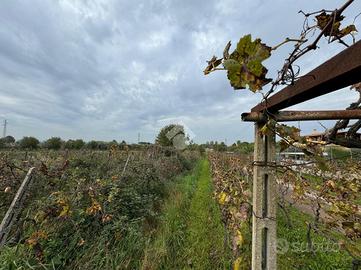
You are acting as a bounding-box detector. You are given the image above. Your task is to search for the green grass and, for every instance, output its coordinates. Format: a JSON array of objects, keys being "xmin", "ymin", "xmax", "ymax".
[
  {"xmin": 278, "ymin": 205, "xmax": 353, "ymax": 270},
  {"xmin": 326, "ymin": 146, "xmax": 352, "ymax": 161},
  {"xmin": 141, "ymin": 159, "xmax": 231, "ymax": 270}
]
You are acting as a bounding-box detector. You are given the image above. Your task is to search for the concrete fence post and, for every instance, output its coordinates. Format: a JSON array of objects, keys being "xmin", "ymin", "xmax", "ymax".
[
  {"xmin": 0, "ymin": 167, "xmax": 35, "ymax": 247},
  {"xmin": 252, "ymin": 123, "xmax": 277, "ymax": 270}
]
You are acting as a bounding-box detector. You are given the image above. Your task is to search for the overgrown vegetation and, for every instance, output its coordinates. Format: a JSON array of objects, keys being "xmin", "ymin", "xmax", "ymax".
[
  {"xmin": 0, "ymin": 147, "xmax": 200, "ymax": 269},
  {"xmin": 208, "ymin": 152, "xmax": 360, "ymax": 269},
  {"xmin": 278, "ymin": 206, "xmax": 352, "ymax": 270}
]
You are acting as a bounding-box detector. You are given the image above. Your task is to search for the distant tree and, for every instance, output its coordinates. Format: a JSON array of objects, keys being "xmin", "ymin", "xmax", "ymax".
[
  {"xmin": 84, "ymin": 140, "xmax": 107, "ymax": 150},
  {"xmin": 228, "ymin": 143, "xmax": 238, "ymax": 152},
  {"xmin": 97, "ymin": 141, "xmax": 108, "ymax": 150},
  {"xmin": 44, "ymin": 137, "xmax": 62, "ymax": 150},
  {"xmin": 2, "ymin": 135, "xmax": 15, "ymax": 144},
  {"xmin": 110, "ymin": 140, "xmax": 118, "ymax": 145},
  {"xmin": 217, "ymin": 142, "xmax": 227, "ymax": 152},
  {"xmin": 65, "ymin": 139, "xmax": 85, "ymax": 150},
  {"xmin": 18, "ymin": 136, "xmax": 40, "ymax": 149},
  {"xmin": 86, "ymin": 140, "xmax": 99, "ymax": 150},
  {"xmin": 139, "ymin": 142, "xmax": 151, "ymax": 145},
  {"xmin": 238, "ymin": 142, "xmax": 254, "ymax": 154},
  {"xmin": 0, "ymin": 135, "xmax": 15, "ymax": 148},
  {"xmin": 156, "ymin": 125, "xmax": 175, "ymax": 147},
  {"xmin": 156, "ymin": 124, "xmax": 186, "ymax": 149},
  {"xmin": 119, "ymin": 140, "xmax": 128, "ymax": 150}
]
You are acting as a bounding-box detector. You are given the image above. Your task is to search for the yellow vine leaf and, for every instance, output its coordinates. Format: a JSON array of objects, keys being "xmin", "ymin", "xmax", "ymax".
[
  {"xmin": 233, "ymin": 257, "xmax": 243, "ymax": 270},
  {"xmin": 235, "ymin": 230, "xmax": 244, "ymax": 247},
  {"xmin": 218, "ymin": 192, "xmax": 227, "ymax": 205},
  {"xmin": 86, "ymin": 200, "xmax": 102, "ymax": 215}
]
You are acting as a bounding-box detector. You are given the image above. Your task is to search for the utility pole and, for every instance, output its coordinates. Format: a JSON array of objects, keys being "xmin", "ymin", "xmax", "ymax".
[
  {"xmin": 138, "ymin": 133, "xmax": 140, "ymax": 144},
  {"xmin": 2, "ymin": 119, "xmax": 7, "ymax": 138}
]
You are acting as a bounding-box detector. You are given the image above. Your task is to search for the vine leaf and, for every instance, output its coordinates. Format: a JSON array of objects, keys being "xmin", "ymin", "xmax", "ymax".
[
  {"xmin": 279, "ymin": 140, "xmax": 289, "ymax": 152},
  {"xmin": 276, "ymin": 124, "xmax": 300, "ymax": 141},
  {"xmin": 225, "ymin": 35, "xmax": 272, "ymax": 92},
  {"xmin": 339, "ymin": 25, "xmax": 357, "ymax": 37},
  {"xmin": 315, "ymin": 12, "xmax": 357, "ymax": 39}
]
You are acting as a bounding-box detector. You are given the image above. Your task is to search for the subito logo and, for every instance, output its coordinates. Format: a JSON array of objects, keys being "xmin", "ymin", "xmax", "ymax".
[{"xmin": 164, "ymin": 121, "xmax": 195, "ymax": 150}]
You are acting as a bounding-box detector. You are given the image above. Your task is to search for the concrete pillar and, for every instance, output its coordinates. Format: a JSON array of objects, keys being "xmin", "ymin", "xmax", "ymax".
[
  {"xmin": 0, "ymin": 167, "xmax": 35, "ymax": 247},
  {"xmin": 252, "ymin": 123, "xmax": 277, "ymax": 270}
]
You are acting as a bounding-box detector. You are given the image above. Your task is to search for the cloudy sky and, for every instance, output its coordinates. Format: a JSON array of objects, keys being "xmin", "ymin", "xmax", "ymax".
[{"xmin": 0, "ymin": 0, "xmax": 360, "ymax": 143}]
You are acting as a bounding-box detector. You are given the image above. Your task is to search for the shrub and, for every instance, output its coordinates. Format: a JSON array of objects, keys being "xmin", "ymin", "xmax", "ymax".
[
  {"xmin": 45, "ymin": 137, "xmax": 63, "ymax": 150},
  {"xmin": 18, "ymin": 136, "xmax": 40, "ymax": 149},
  {"xmin": 65, "ymin": 139, "xmax": 85, "ymax": 150}
]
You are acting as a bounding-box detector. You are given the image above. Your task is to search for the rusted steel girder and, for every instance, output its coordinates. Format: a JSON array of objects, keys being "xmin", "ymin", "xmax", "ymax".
[
  {"xmin": 242, "ymin": 110, "xmax": 361, "ymax": 122},
  {"xmin": 251, "ymin": 40, "xmax": 361, "ymax": 113}
]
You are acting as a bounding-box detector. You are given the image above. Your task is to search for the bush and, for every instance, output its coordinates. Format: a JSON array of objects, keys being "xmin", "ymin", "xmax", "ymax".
[
  {"xmin": 18, "ymin": 136, "xmax": 39, "ymax": 149},
  {"xmin": 65, "ymin": 139, "xmax": 85, "ymax": 150},
  {"xmin": 0, "ymin": 149, "xmax": 200, "ymax": 269},
  {"xmin": 0, "ymin": 136, "xmax": 15, "ymax": 148},
  {"xmin": 2, "ymin": 135, "xmax": 15, "ymax": 144},
  {"xmin": 85, "ymin": 141, "xmax": 109, "ymax": 150},
  {"xmin": 44, "ymin": 137, "xmax": 63, "ymax": 150}
]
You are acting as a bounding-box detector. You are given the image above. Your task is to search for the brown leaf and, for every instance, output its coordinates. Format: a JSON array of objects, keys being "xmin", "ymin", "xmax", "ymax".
[
  {"xmin": 203, "ymin": 56, "xmax": 223, "ymax": 75},
  {"xmin": 223, "ymin": 41, "xmax": 231, "ymax": 60}
]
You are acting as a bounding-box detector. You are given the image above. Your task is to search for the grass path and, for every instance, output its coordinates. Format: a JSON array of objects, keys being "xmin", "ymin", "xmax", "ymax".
[{"xmin": 141, "ymin": 159, "xmax": 231, "ymax": 270}]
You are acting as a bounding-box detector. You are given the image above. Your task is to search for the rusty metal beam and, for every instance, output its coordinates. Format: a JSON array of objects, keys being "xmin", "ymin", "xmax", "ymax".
[
  {"xmin": 242, "ymin": 110, "xmax": 361, "ymax": 122},
  {"xmin": 251, "ymin": 40, "xmax": 361, "ymax": 113}
]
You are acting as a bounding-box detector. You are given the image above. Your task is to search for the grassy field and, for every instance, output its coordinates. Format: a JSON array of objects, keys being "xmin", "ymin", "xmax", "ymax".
[
  {"xmin": 278, "ymin": 205, "xmax": 353, "ymax": 270},
  {"xmin": 142, "ymin": 159, "xmax": 231, "ymax": 270}
]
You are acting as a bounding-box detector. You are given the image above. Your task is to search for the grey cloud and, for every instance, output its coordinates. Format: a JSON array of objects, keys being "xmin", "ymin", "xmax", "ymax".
[{"xmin": 0, "ymin": 0, "xmax": 360, "ymax": 143}]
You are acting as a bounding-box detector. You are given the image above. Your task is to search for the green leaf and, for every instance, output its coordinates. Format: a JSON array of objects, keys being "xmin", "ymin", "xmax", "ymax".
[
  {"xmin": 224, "ymin": 34, "xmax": 272, "ymax": 92},
  {"xmin": 223, "ymin": 59, "xmax": 246, "ymax": 89}
]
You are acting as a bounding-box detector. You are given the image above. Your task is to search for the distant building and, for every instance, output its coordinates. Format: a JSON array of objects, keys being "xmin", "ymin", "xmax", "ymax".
[
  {"xmin": 304, "ymin": 129, "xmax": 361, "ymax": 144},
  {"xmin": 278, "ymin": 146, "xmax": 328, "ymax": 165}
]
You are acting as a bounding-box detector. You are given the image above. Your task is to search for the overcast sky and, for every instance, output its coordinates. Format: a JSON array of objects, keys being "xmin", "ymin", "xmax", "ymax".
[{"xmin": 0, "ymin": 0, "xmax": 360, "ymax": 144}]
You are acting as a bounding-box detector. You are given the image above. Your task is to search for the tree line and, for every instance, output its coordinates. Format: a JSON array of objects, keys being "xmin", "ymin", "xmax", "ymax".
[
  {"xmin": 0, "ymin": 124, "xmax": 254, "ymax": 153},
  {"xmin": 0, "ymin": 135, "xmax": 128, "ymax": 150}
]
